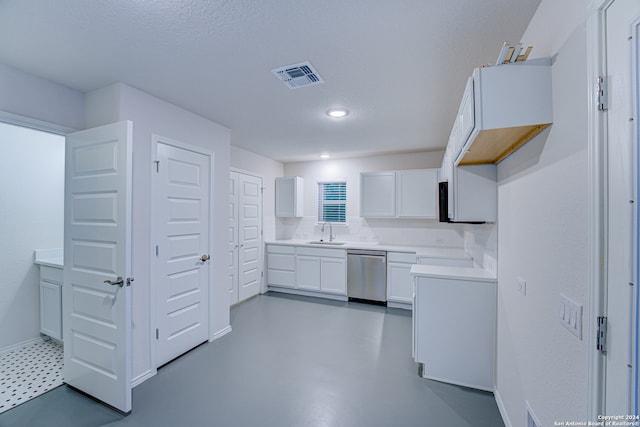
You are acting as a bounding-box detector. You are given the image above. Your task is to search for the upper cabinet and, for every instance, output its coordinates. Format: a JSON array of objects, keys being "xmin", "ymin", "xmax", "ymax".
[
  {"xmin": 454, "ymin": 59, "xmax": 552, "ymax": 166},
  {"xmin": 360, "ymin": 172, "xmax": 396, "ymax": 217},
  {"xmin": 275, "ymin": 176, "xmax": 303, "ymax": 217},
  {"xmin": 361, "ymin": 169, "xmax": 438, "ymax": 219}
]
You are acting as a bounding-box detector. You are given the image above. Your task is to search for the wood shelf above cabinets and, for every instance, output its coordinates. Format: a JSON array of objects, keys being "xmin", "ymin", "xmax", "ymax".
[{"xmin": 457, "ymin": 123, "xmax": 551, "ymax": 166}]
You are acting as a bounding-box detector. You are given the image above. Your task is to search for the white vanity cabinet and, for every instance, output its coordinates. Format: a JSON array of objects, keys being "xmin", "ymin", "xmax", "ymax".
[
  {"xmin": 39, "ymin": 265, "xmax": 63, "ymax": 341},
  {"xmin": 266, "ymin": 245, "xmax": 296, "ymax": 288},
  {"xmin": 296, "ymin": 247, "xmax": 347, "ymax": 295},
  {"xmin": 275, "ymin": 176, "xmax": 303, "ymax": 217},
  {"xmin": 387, "ymin": 252, "xmax": 417, "ymax": 306},
  {"xmin": 360, "ymin": 169, "xmax": 438, "ymax": 219}
]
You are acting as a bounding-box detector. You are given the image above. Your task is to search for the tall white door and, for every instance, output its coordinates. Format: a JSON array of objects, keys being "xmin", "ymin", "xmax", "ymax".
[
  {"xmin": 604, "ymin": 0, "xmax": 640, "ymax": 415},
  {"xmin": 155, "ymin": 141, "xmax": 210, "ymax": 367},
  {"xmin": 228, "ymin": 172, "xmax": 240, "ymax": 304},
  {"xmin": 228, "ymin": 171, "xmax": 262, "ymax": 304},
  {"xmin": 63, "ymin": 121, "xmax": 132, "ymax": 414}
]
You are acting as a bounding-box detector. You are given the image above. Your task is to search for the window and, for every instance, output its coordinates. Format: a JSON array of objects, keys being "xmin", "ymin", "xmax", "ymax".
[{"xmin": 317, "ymin": 180, "xmax": 346, "ymax": 223}]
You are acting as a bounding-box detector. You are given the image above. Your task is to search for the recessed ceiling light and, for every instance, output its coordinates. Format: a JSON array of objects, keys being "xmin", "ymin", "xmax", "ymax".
[
  {"xmin": 327, "ymin": 108, "xmax": 349, "ymax": 118},
  {"xmin": 320, "ymin": 153, "xmax": 330, "ymax": 159}
]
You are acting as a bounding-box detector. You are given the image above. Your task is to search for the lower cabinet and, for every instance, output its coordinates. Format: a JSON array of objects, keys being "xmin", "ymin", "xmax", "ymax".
[
  {"xmin": 39, "ymin": 265, "xmax": 63, "ymax": 341},
  {"xmin": 387, "ymin": 252, "xmax": 417, "ymax": 305},
  {"xmin": 413, "ymin": 274, "xmax": 496, "ymax": 391},
  {"xmin": 267, "ymin": 244, "xmax": 347, "ymax": 297}
]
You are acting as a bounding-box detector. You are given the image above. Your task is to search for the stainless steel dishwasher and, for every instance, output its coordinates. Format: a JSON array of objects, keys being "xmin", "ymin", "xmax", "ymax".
[{"xmin": 347, "ymin": 249, "xmax": 387, "ymax": 304}]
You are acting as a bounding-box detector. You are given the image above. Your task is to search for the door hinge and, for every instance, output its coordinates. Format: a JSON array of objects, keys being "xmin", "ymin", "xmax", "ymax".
[
  {"xmin": 155, "ymin": 245, "xmax": 159, "ymax": 256},
  {"xmin": 596, "ymin": 316, "xmax": 607, "ymax": 354},
  {"xmin": 156, "ymin": 328, "xmax": 159, "ymax": 340},
  {"xmin": 597, "ymin": 76, "xmax": 608, "ymax": 111},
  {"xmin": 154, "ymin": 160, "xmax": 160, "ymax": 173}
]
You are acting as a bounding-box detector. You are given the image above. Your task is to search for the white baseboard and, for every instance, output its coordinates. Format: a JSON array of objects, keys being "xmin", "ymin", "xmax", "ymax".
[
  {"xmin": 0, "ymin": 337, "xmax": 44, "ymax": 356},
  {"xmin": 494, "ymin": 389, "xmax": 513, "ymax": 427},
  {"xmin": 131, "ymin": 369, "xmax": 156, "ymax": 388},
  {"xmin": 212, "ymin": 325, "xmax": 232, "ymax": 341}
]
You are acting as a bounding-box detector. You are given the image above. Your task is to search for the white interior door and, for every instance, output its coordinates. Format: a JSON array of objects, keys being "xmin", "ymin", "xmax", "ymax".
[
  {"xmin": 237, "ymin": 173, "xmax": 262, "ymax": 301},
  {"xmin": 63, "ymin": 121, "xmax": 132, "ymax": 414},
  {"xmin": 228, "ymin": 172, "xmax": 239, "ymax": 305},
  {"xmin": 155, "ymin": 140, "xmax": 210, "ymax": 367},
  {"xmin": 604, "ymin": 0, "xmax": 640, "ymax": 415}
]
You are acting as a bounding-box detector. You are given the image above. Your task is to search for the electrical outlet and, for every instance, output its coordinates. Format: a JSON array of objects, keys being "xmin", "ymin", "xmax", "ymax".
[
  {"xmin": 560, "ymin": 293, "xmax": 583, "ymax": 339},
  {"xmin": 516, "ymin": 277, "xmax": 526, "ymax": 295}
]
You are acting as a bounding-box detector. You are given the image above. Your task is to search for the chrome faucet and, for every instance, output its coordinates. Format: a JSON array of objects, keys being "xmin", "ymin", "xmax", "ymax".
[{"xmin": 321, "ymin": 222, "xmax": 334, "ymax": 242}]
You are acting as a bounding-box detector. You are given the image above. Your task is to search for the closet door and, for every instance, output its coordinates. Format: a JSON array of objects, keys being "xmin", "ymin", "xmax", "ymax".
[{"xmin": 229, "ymin": 171, "xmax": 263, "ymax": 304}]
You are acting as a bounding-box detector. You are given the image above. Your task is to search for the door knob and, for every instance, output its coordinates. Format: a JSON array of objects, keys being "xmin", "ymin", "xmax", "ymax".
[
  {"xmin": 200, "ymin": 254, "xmax": 210, "ymax": 262},
  {"xmin": 104, "ymin": 276, "xmax": 124, "ymax": 287}
]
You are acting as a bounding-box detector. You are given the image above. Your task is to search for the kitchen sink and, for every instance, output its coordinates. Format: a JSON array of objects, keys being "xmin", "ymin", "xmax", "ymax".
[{"xmin": 307, "ymin": 241, "xmax": 346, "ymax": 246}]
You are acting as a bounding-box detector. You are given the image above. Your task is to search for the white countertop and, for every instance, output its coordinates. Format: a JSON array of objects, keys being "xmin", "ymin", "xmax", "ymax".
[
  {"xmin": 266, "ymin": 240, "xmax": 471, "ymax": 259},
  {"xmin": 410, "ymin": 264, "xmax": 496, "ymax": 282},
  {"xmin": 34, "ymin": 249, "xmax": 63, "ymax": 268}
]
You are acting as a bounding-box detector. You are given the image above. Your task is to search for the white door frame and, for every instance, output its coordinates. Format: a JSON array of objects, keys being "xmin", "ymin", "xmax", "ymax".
[
  {"xmin": 150, "ymin": 134, "xmax": 215, "ymax": 370},
  {"xmin": 230, "ymin": 167, "xmax": 266, "ymax": 294},
  {"xmin": 587, "ymin": 0, "xmax": 639, "ymax": 417}
]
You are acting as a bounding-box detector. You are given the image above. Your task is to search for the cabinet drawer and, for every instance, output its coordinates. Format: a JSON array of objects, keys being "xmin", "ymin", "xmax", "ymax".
[
  {"xmin": 297, "ymin": 247, "xmax": 346, "ymax": 258},
  {"xmin": 387, "ymin": 252, "xmax": 417, "ymax": 264},
  {"xmin": 417, "ymin": 256, "xmax": 473, "ymax": 268},
  {"xmin": 267, "ymin": 253, "xmax": 295, "ymax": 271},
  {"xmin": 41, "ymin": 266, "xmax": 63, "ymax": 283},
  {"xmin": 266, "ymin": 244, "xmax": 295, "ymax": 255},
  {"xmin": 267, "ymin": 270, "xmax": 295, "ymax": 288}
]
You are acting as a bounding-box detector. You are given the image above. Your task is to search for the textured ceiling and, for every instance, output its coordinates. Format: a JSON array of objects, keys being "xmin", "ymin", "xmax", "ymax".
[{"xmin": 0, "ymin": 0, "xmax": 540, "ymax": 163}]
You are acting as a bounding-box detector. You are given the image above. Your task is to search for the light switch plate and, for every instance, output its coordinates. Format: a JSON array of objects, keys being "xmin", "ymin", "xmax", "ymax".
[{"xmin": 560, "ymin": 293, "xmax": 583, "ymax": 339}]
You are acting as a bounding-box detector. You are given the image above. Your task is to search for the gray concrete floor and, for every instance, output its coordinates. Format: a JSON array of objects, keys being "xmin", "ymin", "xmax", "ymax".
[{"xmin": 0, "ymin": 292, "xmax": 504, "ymax": 427}]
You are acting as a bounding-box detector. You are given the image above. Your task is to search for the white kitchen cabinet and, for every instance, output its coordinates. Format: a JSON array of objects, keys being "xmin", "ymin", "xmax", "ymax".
[
  {"xmin": 413, "ymin": 272, "xmax": 496, "ymax": 391},
  {"xmin": 387, "ymin": 252, "xmax": 417, "ymax": 306},
  {"xmin": 455, "ymin": 59, "xmax": 552, "ymax": 166},
  {"xmin": 266, "ymin": 245, "xmax": 296, "ymax": 288},
  {"xmin": 39, "ymin": 265, "xmax": 63, "ymax": 341},
  {"xmin": 360, "ymin": 172, "xmax": 396, "ymax": 217},
  {"xmin": 296, "ymin": 255, "xmax": 321, "ymax": 291},
  {"xmin": 296, "ymin": 246, "xmax": 346, "ymax": 295},
  {"xmin": 361, "ymin": 169, "xmax": 438, "ymax": 218},
  {"xmin": 450, "ymin": 164, "xmax": 497, "ymax": 223},
  {"xmin": 397, "ymin": 169, "xmax": 438, "ymax": 218},
  {"xmin": 275, "ymin": 176, "xmax": 303, "ymax": 217}
]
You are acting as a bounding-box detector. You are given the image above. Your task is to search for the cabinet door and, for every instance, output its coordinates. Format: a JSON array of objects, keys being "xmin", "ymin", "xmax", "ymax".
[
  {"xmin": 452, "ymin": 164, "xmax": 497, "ymax": 222},
  {"xmin": 458, "ymin": 76, "xmax": 475, "ymax": 147},
  {"xmin": 40, "ymin": 281, "xmax": 62, "ymax": 340},
  {"xmin": 320, "ymin": 257, "xmax": 346, "ymax": 294},
  {"xmin": 360, "ymin": 172, "xmax": 396, "ymax": 217},
  {"xmin": 387, "ymin": 262, "xmax": 414, "ymax": 303},
  {"xmin": 275, "ymin": 177, "xmax": 303, "ymax": 217},
  {"xmin": 397, "ymin": 169, "xmax": 438, "ymax": 218},
  {"xmin": 296, "ymin": 256, "xmax": 321, "ymax": 290}
]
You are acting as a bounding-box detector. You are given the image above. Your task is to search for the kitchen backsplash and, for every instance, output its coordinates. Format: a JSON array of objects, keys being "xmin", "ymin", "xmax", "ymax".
[{"xmin": 276, "ymin": 216, "xmax": 467, "ymax": 248}]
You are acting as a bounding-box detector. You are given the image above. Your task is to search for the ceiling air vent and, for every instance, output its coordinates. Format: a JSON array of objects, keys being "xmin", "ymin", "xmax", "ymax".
[{"xmin": 271, "ymin": 61, "xmax": 325, "ymax": 89}]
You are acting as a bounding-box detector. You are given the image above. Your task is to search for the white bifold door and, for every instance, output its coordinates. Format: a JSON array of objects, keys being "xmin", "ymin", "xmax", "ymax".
[
  {"xmin": 228, "ymin": 171, "xmax": 262, "ymax": 305},
  {"xmin": 154, "ymin": 139, "xmax": 211, "ymax": 367},
  {"xmin": 64, "ymin": 121, "xmax": 133, "ymax": 414}
]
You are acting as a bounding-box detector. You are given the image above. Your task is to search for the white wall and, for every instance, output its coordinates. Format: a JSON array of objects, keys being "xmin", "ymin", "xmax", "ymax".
[
  {"xmin": 281, "ymin": 151, "xmax": 468, "ymax": 247},
  {"xmin": 86, "ymin": 83, "xmax": 231, "ymax": 384},
  {"xmin": 0, "ymin": 63, "xmax": 84, "ymax": 130},
  {"xmin": 495, "ymin": 1, "xmax": 589, "ymax": 424},
  {"xmin": 0, "ymin": 122, "xmax": 65, "ymax": 349},
  {"xmin": 230, "ymin": 146, "xmax": 284, "ymax": 241}
]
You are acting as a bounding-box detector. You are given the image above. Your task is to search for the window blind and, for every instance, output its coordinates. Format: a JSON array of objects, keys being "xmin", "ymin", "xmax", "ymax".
[{"xmin": 317, "ymin": 181, "xmax": 346, "ymax": 223}]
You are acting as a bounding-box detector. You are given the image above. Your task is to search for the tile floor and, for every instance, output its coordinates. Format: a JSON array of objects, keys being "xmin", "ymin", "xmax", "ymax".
[{"xmin": 0, "ymin": 339, "xmax": 63, "ymax": 414}]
